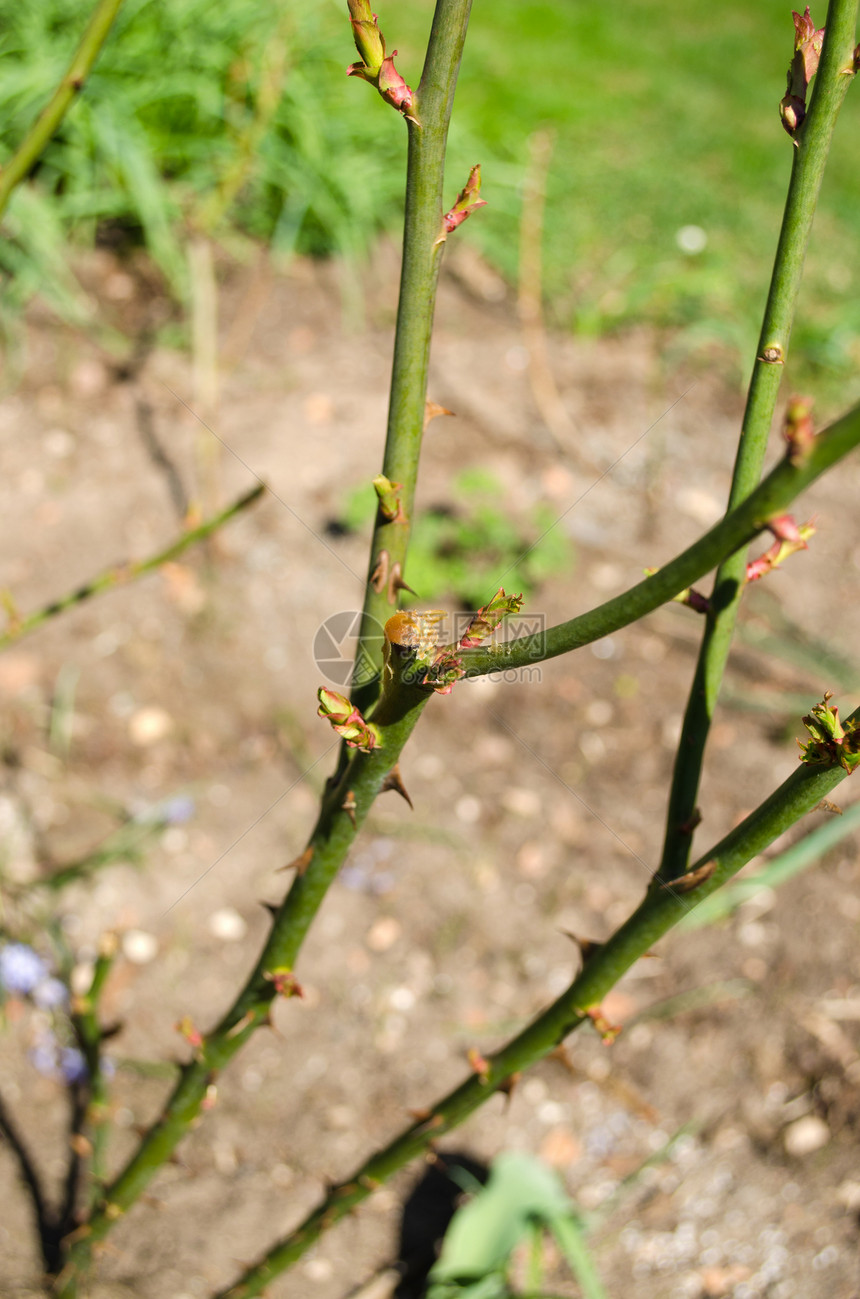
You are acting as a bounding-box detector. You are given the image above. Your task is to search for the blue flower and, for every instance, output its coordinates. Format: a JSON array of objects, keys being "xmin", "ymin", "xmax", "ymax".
[
  {"xmin": 136, "ymin": 794, "xmax": 196, "ymax": 826},
  {"xmin": 33, "ymin": 977, "xmax": 69, "ymax": 1009},
  {"xmin": 0, "ymin": 943, "xmax": 48, "ymax": 996},
  {"xmin": 59, "ymin": 1047, "xmax": 88, "ymax": 1085}
]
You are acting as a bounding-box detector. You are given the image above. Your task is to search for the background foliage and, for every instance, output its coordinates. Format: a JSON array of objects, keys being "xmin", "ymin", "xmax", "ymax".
[{"xmin": 1, "ymin": 0, "xmax": 859, "ymax": 396}]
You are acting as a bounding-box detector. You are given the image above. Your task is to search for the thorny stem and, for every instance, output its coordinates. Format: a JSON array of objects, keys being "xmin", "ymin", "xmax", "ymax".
[
  {"xmin": 352, "ymin": 0, "xmax": 474, "ymax": 719},
  {"xmin": 658, "ymin": 0, "xmax": 859, "ymax": 882},
  {"xmin": 71, "ymin": 939, "xmax": 119, "ymax": 1208},
  {"xmin": 0, "ymin": 484, "xmax": 264, "ymax": 649},
  {"xmin": 55, "ymin": 4, "xmax": 476, "ymax": 1288},
  {"xmin": 214, "ymin": 716, "xmax": 858, "ymax": 1298},
  {"xmin": 52, "ymin": 395, "xmax": 860, "ymax": 1292},
  {"xmin": 457, "ymin": 399, "xmax": 860, "ymax": 675},
  {"xmin": 56, "ymin": 666, "xmax": 433, "ymax": 1294},
  {"xmin": 0, "ymin": 0, "xmax": 125, "ymax": 220}
]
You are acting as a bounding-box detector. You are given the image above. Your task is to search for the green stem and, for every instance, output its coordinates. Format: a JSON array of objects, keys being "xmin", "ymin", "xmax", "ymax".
[
  {"xmin": 70, "ymin": 939, "xmax": 118, "ymax": 1206},
  {"xmin": 658, "ymin": 0, "xmax": 859, "ymax": 882},
  {"xmin": 0, "ymin": 485, "xmax": 264, "ymax": 649},
  {"xmin": 213, "ymin": 717, "xmax": 857, "ymax": 1298},
  {"xmin": 457, "ymin": 400, "xmax": 860, "ymax": 675},
  {"xmin": 352, "ymin": 0, "xmax": 474, "ymax": 718},
  {"xmin": 0, "ymin": 0, "xmax": 125, "ymax": 220},
  {"xmin": 56, "ymin": 666, "xmax": 433, "ymax": 1295},
  {"xmin": 57, "ymin": 5, "xmax": 476, "ymax": 1287}
]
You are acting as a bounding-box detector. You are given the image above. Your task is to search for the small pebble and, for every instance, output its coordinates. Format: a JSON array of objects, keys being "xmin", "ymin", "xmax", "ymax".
[
  {"xmin": 455, "ymin": 795, "xmax": 482, "ymax": 823},
  {"xmin": 128, "ymin": 707, "xmax": 173, "ymax": 746},
  {"xmin": 366, "ymin": 917, "xmax": 401, "ymax": 952},
  {"xmin": 122, "ymin": 930, "xmax": 158, "ymax": 965},
  {"xmin": 208, "ymin": 908, "xmax": 247, "ymax": 942},
  {"xmin": 784, "ymin": 1114, "xmax": 830, "ymax": 1156}
]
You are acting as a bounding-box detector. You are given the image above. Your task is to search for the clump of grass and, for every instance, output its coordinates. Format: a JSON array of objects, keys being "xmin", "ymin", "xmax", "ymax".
[
  {"xmin": 0, "ymin": 0, "xmax": 406, "ymax": 322},
  {"xmin": 2, "ymin": 0, "xmax": 859, "ymax": 402}
]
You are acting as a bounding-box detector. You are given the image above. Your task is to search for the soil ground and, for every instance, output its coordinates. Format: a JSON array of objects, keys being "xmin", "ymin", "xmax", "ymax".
[{"xmin": 1, "ymin": 245, "xmax": 860, "ymax": 1299}]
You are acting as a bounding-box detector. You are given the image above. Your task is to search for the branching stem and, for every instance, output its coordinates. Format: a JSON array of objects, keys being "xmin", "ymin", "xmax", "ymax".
[
  {"xmin": 352, "ymin": 0, "xmax": 474, "ymax": 718},
  {"xmin": 213, "ymin": 714, "xmax": 857, "ymax": 1298},
  {"xmin": 658, "ymin": 0, "xmax": 860, "ymax": 882}
]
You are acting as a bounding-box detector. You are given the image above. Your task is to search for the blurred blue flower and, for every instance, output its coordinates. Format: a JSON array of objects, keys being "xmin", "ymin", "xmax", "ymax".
[
  {"xmin": 0, "ymin": 943, "xmax": 49, "ymax": 995},
  {"xmin": 28, "ymin": 1033, "xmax": 89, "ymax": 1085},
  {"xmin": 160, "ymin": 794, "xmax": 195, "ymax": 824},
  {"xmin": 59, "ymin": 1047, "xmax": 88, "ymax": 1085},
  {"xmin": 136, "ymin": 794, "xmax": 196, "ymax": 826},
  {"xmin": 29, "ymin": 1031, "xmax": 61, "ymax": 1078},
  {"xmin": 33, "ymin": 976, "xmax": 69, "ymax": 1009}
]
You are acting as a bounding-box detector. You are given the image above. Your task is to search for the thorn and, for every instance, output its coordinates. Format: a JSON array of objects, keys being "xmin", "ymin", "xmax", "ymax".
[
  {"xmin": 370, "ymin": 550, "xmax": 389, "ymax": 593},
  {"xmin": 387, "ymin": 562, "xmax": 418, "ymax": 604},
  {"xmin": 225, "ymin": 1009, "xmax": 257, "ymax": 1039},
  {"xmin": 678, "ymin": 809, "xmax": 702, "ymax": 836},
  {"xmin": 661, "ymin": 860, "xmax": 716, "ymax": 894},
  {"xmin": 497, "ymin": 1072, "xmax": 520, "ymax": 1108},
  {"xmin": 259, "ymin": 901, "xmax": 279, "ymax": 917},
  {"xmin": 277, "ymin": 846, "xmax": 314, "ymax": 875},
  {"xmin": 560, "ymin": 930, "xmax": 603, "ymax": 963},
  {"xmin": 548, "ymin": 1045, "xmax": 579, "ymax": 1079},
  {"xmin": 342, "ymin": 790, "xmax": 357, "ymax": 828},
  {"xmin": 425, "ymin": 400, "xmax": 455, "ymax": 429},
  {"xmin": 380, "ymin": 764, "xmax": 413, "ymax": 809},
  {"xmin": 261, "ymin": 1006, "xmax": 283, "ymax": 1037},
  {"xmin": 409, "ymin": 1109, "xmax": 445, "ymax": 1135},
  {"xmin": 816, "ymin": 799, "xmax": 843, "ymax": 815}
]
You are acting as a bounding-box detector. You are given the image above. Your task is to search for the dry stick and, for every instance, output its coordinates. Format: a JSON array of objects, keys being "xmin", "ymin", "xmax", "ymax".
[
  {"xmin": 0, "ymin": 0, "xmax": 125, "ymax": 219},
  {"xmin": 214, "ymin": 720, "xmax": 859, "ymax": 1298},
  {"xmin": 658, "ymin": 0, "xmax": 860, "ymax": 884},
  {"xmin": 518, "ymin": 128, "xmax": 594, "ymax": 469},
  {"xmin": 0, "ymin": 484, "xmax": 264, "ymax": 649}
]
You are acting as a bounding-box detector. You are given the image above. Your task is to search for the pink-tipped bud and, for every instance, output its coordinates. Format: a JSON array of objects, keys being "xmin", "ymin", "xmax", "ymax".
[
  {"xmin": 745, "ymin": 516, "xmax": 815, "ymax": 583},
  {"xmin": 781, "ymin": 7, "xmax": 825, "ymax": 136},
  {"xmin": 265, "ymin": 968, "xmax": 305, "ymax": 999},
  {"xmin": 783, "ymin": 395, "xmax": 816, "ymax": 465},
  {"xmin": 458, "ymin": 588, "xmax": 524, "ymax": 649},
  {"xmin": 373, "ymin": 474, "xmax": 405, "ymax": 522},
  {"xmin": 346, "ymin": 4, "xmax": 417, "ymax": 123},
  {"xmin": 377, "ymin": 54, "xmax": 416, "ymax": 117},
  {"xmin": 347, "ymin": 1, "xmax": 386, "ymax": 75},
  {"xmin": 799, "ymin": 692, "xmax": 860, "ymax": 772},
  {"xmin": 317, "ymin": 687, "xmax": 381, "ymax": 752},
  {"xmin": 442, "ymin": 164, "xmax": 488, "ymax": 236}
]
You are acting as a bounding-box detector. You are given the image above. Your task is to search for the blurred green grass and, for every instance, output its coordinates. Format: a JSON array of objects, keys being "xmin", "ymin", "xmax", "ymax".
[{"xmin": 1, "ymin": 0, "xmax": 858, "ymax": 397}]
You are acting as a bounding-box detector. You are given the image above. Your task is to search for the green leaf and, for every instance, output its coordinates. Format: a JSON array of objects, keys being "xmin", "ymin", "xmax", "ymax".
[{"xmin": 428, "ymin": 1153, "xmax": 573, "ymax": 1284}]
